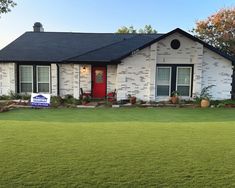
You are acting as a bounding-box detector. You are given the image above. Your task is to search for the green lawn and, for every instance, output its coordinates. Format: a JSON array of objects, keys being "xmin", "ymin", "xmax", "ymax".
[{"xmin": 0, "ymin": 108, "xmax": 235, "ymax": 187}]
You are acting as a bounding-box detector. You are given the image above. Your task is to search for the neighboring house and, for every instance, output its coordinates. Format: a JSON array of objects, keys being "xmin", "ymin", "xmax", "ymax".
[{"xmin": 0, "ymin": 22, "xmax": 234, "ymax": 101}]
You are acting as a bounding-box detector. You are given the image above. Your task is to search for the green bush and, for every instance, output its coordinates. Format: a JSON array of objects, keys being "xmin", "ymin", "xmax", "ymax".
[
  {"xmin": 9, "ymin": 91, "xmax": 21, "ymax": 99},
  {"xmin": 63, "ymin": 95, "xmax": 81, "ymax": 105},
  {"xmin": 0, "ymin": 95, "xmax": 10, "ymax": 100},
  {"xmin": 50, "ymin": 96, "xmax": 63, "ymax": 108}
]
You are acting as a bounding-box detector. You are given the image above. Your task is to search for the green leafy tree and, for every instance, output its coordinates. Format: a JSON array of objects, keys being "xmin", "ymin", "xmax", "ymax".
[
  {"xmin": 117, "ymin": 26, "xmax": 137, "ymax": 34},
  {"xmin": 192, "ymin": 7, "xmax": 235, "ymax": 56},
  {"xmin": 138, "ymin": 25, "xmax": 157, "ymax": 34},
  {"xmin": 117, "ymin": 25, "xmax": 157, "ymax": 34},
  {"xmin": 0, "ymin": 0, "xmax": 16, "ymax": 16}
]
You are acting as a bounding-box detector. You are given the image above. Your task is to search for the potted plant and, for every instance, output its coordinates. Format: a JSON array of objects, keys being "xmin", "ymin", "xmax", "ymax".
[
  {"xmin": 198, "ymin": 85, "xmax": 215, "ymax": 108},
  {"xmin": 171, "ymin": 91, "xmax": 180, "ymax": 104},
  {"xmin": 128, "ymin": 94, "xmax": 136, "ymax": 105}
]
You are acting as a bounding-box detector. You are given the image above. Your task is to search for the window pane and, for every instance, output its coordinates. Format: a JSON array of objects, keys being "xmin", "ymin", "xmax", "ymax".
[
  {"xmin": 177, "ymin": 86, "xmax": 190, "ymax": 96},
  {"xmin": 177, "ymin": 68, "xmax": 190, "ymax": 85},
  {"xmin": 38, "ymin": 67, "xmax": 49, "ymax": 83},
  {"xmin": 157, "ymin": 86, "xmax": 170, "ymax": 96},
  {"xmin": 21, "ymin": 83, "xmax": 32, "ymax": 93},
  {"xmin": 157, "ymin": 68, "xmax": 170, "ymax": 85},
  {"xmin": 38, "ymin": 83, "xmax": 49, "ymax": 93},
  {"xmin": 95, "ymin": 70, "xmax": 104, "ymax": 83},
  {"xmin": 20, "ymin": 66, "xmax": 32, "ymax": 82}
]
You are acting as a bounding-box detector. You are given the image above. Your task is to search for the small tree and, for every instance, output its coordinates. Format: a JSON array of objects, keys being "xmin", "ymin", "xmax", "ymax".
[
  {"xmin": 0, "ymin": 0, "xmax": 16, "ymax": 16},
  {"xmin": 138, "ymin": 25, "xmax": 157, "ymax": 34},
  {"xmin": 192, "ymin": 7, "xmax": 235, "ymax": 56},
  {"xmin": 117, "ymin": 26, "xmax": 137, "ymax": 34},
  {"xmin": 117, "ymin": 25, "xmax": 157, "ymax": 34}
]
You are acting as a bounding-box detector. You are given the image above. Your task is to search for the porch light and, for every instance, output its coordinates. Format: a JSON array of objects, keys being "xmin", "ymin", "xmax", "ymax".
[{"xmin": 82, "ymin": 66, "xmax": 86, "ymax": 72}]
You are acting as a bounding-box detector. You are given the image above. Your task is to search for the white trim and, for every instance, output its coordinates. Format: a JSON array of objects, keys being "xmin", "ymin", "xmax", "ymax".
[
  {"xmin": 36, "ymin": 65, "xmax": 51, "ymax": 93},
  {"xmin": 19, "ymin": 65, "xmax": 33, "ymax": 93},
  {"xmin": 176, "ymin": 67, "xmax": 192, "ymax": 97},
  {"xmin": 156, "ymin": 66, "xmax": 172, "ymax": 96}
]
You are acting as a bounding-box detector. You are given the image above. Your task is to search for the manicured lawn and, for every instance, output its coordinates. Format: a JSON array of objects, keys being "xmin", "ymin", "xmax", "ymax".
[{"xmin": 0, "ymin": 108, "xmax": 235, "ymax": 187}]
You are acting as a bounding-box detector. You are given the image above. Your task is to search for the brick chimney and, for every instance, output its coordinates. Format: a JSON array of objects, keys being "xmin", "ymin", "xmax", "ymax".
[{"xmin": 33, "ymin": 22, "xmax": 44, "ymax": 32}]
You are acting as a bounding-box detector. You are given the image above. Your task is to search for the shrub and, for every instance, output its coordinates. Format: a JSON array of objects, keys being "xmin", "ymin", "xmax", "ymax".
[
  {"xmin": 0, "ymin": 95, "xmax": 10, "ymax": 100},
  {"xmin": 63, "ymin": 94, "xmax": 81, "ymax": 105},
  {"xmin": 50, "ymin": 96, "xmax": 63, "ymax": 108},
  {"xmin": 9, "ymin": 91, "xmax": 21, "ymax": 100}
]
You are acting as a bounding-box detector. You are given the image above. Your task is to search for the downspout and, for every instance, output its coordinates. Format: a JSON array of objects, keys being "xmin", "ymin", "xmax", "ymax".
[
  {"xmin": 56, "ymin": 64, "xmax": 60, "ymax": 96},
  {"xmin": 232, "ymin": 62, "xmax": 235, "ymax": 99}
]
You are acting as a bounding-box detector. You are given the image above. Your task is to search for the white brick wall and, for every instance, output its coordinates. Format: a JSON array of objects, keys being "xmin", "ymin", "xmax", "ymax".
[
  {"xmin": 0, "ymin": 63, "xmax": 16, "ymax": 95},
  {"xmin": 116, "ymin": 47, "xmax": 151, "ymax": 101},
  {"xmin": 107, "ymin": 65, "xmax": 117, "ymax": 93},
  {"xmin": 59, "ymin": 64, "xmax": 74, "ymax": 96},
  {"xmin": 202, "ymin": 49, "xmax": 232, "ymax": 99},
  {"xmin": 79, "ymin": 64, "xmax": 91, "ymax": 94}
]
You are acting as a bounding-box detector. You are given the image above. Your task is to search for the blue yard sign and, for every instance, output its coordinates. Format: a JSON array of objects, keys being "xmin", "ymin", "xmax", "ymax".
[{"xmin": 31, "ymin": 93, "xmax": 51, "ymax": 107}]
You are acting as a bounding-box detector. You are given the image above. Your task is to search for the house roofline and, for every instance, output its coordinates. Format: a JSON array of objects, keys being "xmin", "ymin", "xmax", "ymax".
[{"xmin": 113, "ymin": 28, "xmax": 235, "ymax": 64}]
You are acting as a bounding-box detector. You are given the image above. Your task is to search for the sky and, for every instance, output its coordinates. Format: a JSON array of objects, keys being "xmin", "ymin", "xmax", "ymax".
[{"xmin": 0, "ymin": 0, "xmax": 234, "ymax": 49}]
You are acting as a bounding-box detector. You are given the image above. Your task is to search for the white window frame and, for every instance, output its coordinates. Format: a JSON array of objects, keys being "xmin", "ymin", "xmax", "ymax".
[
  {"xmin": 156, "ymin": 67, "xmax": 172, "ymax": 96},
  {"xmin": 19, "ymin": 65, "xmax": 33, "ymax": 93},
  {"xmin": 176, "ymin": 67, "xmax": 192, "ymax": 97},
  {"xmin": 36, "ymin": 66, "xmax": 51, "ymax": 93}
]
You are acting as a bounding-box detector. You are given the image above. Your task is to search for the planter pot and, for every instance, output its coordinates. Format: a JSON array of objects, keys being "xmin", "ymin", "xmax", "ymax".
[
  {"xmin": 171, "ymin": 96, "xmax": 179, "ymax": 104},
  {"xmin": 201, "ymin": 99, "xmax": 210, "ymax": 108},
  {"xmin": 130, "ymin": 97, "xmax": 136, "ymax": 105}
]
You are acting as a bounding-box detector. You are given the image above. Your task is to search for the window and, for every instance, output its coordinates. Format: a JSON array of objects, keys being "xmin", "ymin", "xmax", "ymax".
[
  {"xmin": 156, "ymin": 67, "xmax": 171, "ymax": 96},
  {"xmin": 37, "ymin": 66, "xmax": 50, "ymax": 92},
  {"xmin": 19, "ymin": 65, "xmax": 33, "ymax": 93},
  {"xmin": 171, "ymin": 39, "xmax": 180, "ymax": 49},
  {"xmin": 176, "ymin": 67, "xmax": 191, "ymax": 96},
  {"xmin": 95, "ymin": 70, "xmax": 104, "ymax": 83},
  {"xmin": 19, "ymin": 65, "xmax": 50, "ymax": 93},
  {"xmin": 156, "ymin": 65, "xmax": 193, "ymax": 97}
]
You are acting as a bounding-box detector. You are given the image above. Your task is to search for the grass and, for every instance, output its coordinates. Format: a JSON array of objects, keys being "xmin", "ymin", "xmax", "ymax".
[{"xmin": 0, "ymin": 108, "xmax": 235, "ymax": 187}]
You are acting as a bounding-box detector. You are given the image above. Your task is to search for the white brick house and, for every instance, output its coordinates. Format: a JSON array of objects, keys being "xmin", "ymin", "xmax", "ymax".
[{"xmin": 0, "ymin": 23, "xmax": 234, "ymax": 101}]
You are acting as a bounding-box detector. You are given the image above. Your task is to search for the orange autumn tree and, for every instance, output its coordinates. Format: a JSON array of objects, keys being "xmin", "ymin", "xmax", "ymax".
[{"xmin": 192, "ymin": 7, "xmax": 235, "ymax": 56}]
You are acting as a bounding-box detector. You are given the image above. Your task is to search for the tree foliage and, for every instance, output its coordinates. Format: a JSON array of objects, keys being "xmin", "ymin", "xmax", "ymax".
[
  {"xmin": 0, "ymin": 0, "xmax": 16, "ymax": 16},
  {"xmin": 117, "ymin": 25, "xmax": 157, "ymax": 34},
  {"xmin": 192, "ymin": 7, "xmax": 235, "ymax": 56}
]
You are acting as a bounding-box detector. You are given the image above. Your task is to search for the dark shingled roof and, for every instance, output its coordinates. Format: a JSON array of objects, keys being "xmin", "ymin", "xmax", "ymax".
[
  {"xmin": 0, "ymin": 32, "xmax": 162, "ymax": 63},
  {"xmin": 0, "ymin": 28, "xmax": 234, "ymax": 64}
]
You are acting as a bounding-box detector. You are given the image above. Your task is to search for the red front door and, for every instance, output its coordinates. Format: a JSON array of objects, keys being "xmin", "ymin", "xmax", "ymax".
[{"xmin": 92, "ymin": 66, "xmax": 107, "ymax": 98}]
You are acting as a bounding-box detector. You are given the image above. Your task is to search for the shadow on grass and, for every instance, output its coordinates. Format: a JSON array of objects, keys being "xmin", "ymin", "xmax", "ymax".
[{"xmin": 0, "ymin": 108, "xmax": 235, "ymax": 123}]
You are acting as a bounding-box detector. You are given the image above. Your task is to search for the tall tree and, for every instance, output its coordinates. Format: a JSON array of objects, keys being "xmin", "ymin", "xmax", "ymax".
[
  {"xmin": 0, "ymin": 0, "xmax": 16, "ymax": 16},
  {"xmin": 192, "ymin": 7, "xmax": 235, "ymax": 56},
  {"xmin": 117, "ymin": 25, "xmax": 157, "ymax": 34}
]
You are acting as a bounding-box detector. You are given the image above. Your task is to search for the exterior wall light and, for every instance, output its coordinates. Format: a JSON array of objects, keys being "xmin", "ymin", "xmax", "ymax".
[{"xmin": 82, "ymin": 66, "xmax": 86, "ymax": 72}]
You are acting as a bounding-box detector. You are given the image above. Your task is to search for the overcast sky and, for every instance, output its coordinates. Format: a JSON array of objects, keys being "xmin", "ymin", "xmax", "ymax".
[{"xmin": 0, "ymin": 0, "xmax": 234, "ymax": 49}]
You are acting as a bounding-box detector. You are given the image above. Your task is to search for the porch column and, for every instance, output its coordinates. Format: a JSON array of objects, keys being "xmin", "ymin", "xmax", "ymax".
[
  {"xmin": 73, "ymin": 64, "xmax": 80, "ymax": 99},
  {"xmin": 149, "ymin": 43, "xmax": 157, "ymax": 101},
  {"xmin": 51, "ymin": 63, "xmax": 58, "ymax": 96}
]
